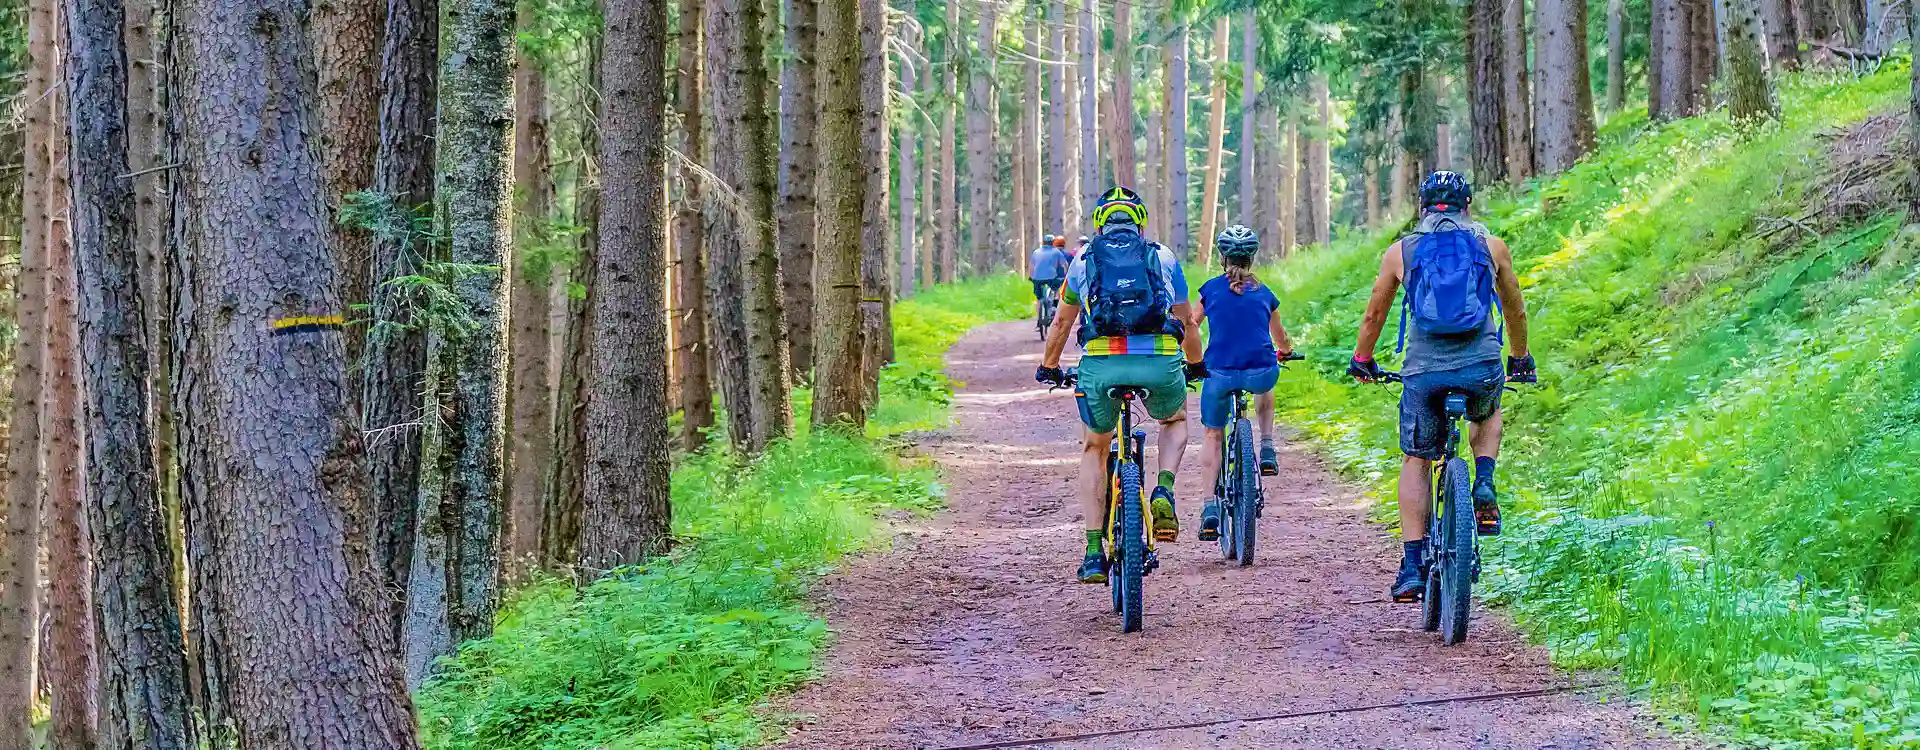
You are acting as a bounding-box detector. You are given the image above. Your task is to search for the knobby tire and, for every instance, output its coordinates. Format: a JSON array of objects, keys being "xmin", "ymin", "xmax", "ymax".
[
  {"xmin": 1232, "ymin": 418, "xmax": 1259, "ymax": 566},
  {"xmin": 1117, "ymin": 462, "xmax": 1146, "ymax": 633},
  {"xmin": 1439, "ymin": 457, "xmax": 1475, "ymax": 644}
]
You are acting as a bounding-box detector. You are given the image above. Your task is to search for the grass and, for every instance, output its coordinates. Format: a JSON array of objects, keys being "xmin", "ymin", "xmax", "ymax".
[
  {"xmin": 1258, "ymin": 65, "xmax": 1920, "ymax": 747},
  {"xmin": 413, "ymin": 275, "xmax": 1031, "ymax": 749}
]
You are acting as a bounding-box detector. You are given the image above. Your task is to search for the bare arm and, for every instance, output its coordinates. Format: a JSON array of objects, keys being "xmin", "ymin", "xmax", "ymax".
[
  {"xmin": 1041, "ymin": 302, "xmax": 1080, "ymax": 368},
  {"xmin": 1488, "ymin": 236, "xmax": 1529, "ymax": 357},
  {"xmin": 1170, "ymin": 302, "xmax": 1203, "ymax": 364},
  {"xmin": 1352, "ymin": 241, "xmax": 1404, "ymax": 361},
  {"xmin": 1269, "ymin": 311, "xmax": 1295, "ymax": 358}
]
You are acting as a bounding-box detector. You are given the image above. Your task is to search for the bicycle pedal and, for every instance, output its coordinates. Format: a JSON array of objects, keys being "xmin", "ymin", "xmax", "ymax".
[
  {"xmin": 1154, "ymin": 530, "xmax": 1178, "ymax": 543},
  {"xmin": 1259, "ymin": 465, "xmax": 1279, "ymax": 477}
]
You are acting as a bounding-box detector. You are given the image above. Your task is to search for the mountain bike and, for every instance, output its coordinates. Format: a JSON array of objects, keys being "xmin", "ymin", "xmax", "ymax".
[
  {"xmin": 1059, "ymin": 368, "xmax": 1154, "ymax": 633},
  {"xmin": 1377, "ymin": 370, "xmax": 1482, "ymax": 645},
  {"xmin": 1213, "ymin": 353, "xmax": 1305, "ymax": 567},
  {"xmin": 1036, "ymin": 286, "xmax": 1060, "ymax": 340}
]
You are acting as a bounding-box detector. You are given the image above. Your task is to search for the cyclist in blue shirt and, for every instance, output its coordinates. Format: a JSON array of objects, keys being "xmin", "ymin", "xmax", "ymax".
[
  {"xmin": 1192, "ymin": 225, "xmax": 1295, "ymax": 541},
  {"xmin": 1028, "ymin": 234, "xmax": 1069, "ymax": 318}
]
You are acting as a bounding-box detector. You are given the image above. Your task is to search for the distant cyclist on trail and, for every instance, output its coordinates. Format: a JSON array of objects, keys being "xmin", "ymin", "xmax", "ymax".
[
  {"xmin": 1029, "ymin": 233, "xmax": 1069, "ymax": 318},
  {"xmin": 1346, "ymin": 171, "xmax": 1536, "ymax": 602},
  {"xmin": 1192, "ymin": 225, "xmax": 1295, "ymax": 542},
  {"xmin": 1036, "ymin": 186, "xmax": 1205, "ymax": 584}
]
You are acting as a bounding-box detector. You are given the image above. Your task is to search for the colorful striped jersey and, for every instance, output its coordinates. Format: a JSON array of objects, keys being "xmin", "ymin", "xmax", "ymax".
[{"xmin": 1060, "ymin": 238, "xmax": 1189, "ymax": 357}]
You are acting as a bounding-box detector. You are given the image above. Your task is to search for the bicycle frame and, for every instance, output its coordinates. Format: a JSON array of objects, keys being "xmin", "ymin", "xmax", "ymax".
[{"xmin": 1105, "ymin": 391, "xmax": 1153, "ymax": 561}]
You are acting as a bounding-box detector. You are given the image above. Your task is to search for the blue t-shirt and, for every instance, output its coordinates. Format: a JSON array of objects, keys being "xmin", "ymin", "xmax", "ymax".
[
  {"xmin": 1199, "ymin": 275, "xmax": 1279, "ymax": 370},
  {"xmin": 1029, "ymin": 246, "xmax": 1069, "ymax": 281}
]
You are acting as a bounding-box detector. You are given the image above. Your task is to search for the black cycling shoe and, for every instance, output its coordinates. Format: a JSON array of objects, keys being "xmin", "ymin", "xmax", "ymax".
[
  {"xmin": 1391, "ymin": 560, "xmax": 1428, "ymax": 602},
  {"xmin": 1077, "ymin": 552, "xmax": 1109, "ymax": 584},
  {"xmin": 1198, "ymin": 500, "xmax": 1223, "ymax": 541},
  {"xmin": 1473, "ymin": 477, "xmax": 1502, "ymax": 536},
  {"xmin": 1259, "ymin": 443, "xmax": 1280, "ymax": 476}
]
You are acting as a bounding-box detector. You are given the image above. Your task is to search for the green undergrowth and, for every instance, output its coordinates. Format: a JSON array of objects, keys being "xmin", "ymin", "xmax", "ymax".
[
  {"xmin": 1262, "ymin": 66, "xmax": 1920, "ymax": 748},
  {"xmin": 414, "ymin": 275, "xmax": 1028, "ymax": 749}
]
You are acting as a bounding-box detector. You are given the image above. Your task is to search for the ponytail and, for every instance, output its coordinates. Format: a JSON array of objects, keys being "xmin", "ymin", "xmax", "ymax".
[{"xmin": 1225, "ymin": 258, "xmax": 1259, "ymax": 294}]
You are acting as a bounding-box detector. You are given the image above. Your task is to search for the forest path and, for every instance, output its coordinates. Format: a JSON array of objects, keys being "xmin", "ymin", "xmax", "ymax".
[{"xmin": 775, "ymin": 321, "xmax": 1677, "ymax": 750}]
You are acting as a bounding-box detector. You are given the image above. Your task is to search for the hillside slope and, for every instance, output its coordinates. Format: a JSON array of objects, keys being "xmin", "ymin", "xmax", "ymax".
[{"xmin": 1264, "ymin": 67, "xmax": 1920, "ymax": 747}]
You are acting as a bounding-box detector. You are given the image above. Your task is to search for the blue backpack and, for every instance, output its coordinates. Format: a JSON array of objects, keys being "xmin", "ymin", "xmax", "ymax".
[
  {"xmin": 1080, "ymin": 227, "xmax": 1181, "ymax": 344},
  {"xmin": 1398, "ymin": 226, "xmax": 1499, "ymax": 352}
]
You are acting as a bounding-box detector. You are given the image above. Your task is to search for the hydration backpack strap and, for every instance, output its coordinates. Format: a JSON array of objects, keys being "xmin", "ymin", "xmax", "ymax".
[{"xmin": 1396, "ymin": 237, "xmax": 1415, "ymax": 354}]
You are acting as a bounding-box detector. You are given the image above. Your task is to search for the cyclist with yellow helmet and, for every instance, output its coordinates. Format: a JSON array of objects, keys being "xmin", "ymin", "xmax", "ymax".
[{"xmin": 1036, "ymin": 187, "xmax": 1205, "ymax": 583}]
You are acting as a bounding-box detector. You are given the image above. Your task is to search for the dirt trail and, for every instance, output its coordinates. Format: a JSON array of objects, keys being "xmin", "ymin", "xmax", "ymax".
[{"xmin": 776, "ymin": 322, "xmax": 1677, "ymax": 750}]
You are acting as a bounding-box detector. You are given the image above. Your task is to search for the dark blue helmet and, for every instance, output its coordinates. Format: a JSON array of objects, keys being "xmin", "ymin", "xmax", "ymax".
[{"xmin": 1419, "ymin": 170, "xmax": 1472, "ymax": 210}]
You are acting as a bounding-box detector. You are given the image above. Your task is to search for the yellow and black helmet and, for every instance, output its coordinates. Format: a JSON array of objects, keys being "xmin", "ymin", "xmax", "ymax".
[{"xmin": 1091, "ymin": 186, "xmax": 1148, "ymax": 229}]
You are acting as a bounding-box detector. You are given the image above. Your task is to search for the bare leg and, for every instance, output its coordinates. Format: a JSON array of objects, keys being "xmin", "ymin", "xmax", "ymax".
[
  {"xmin": 1080, "ymin": 428, "xmax": 1115, "ymax": 534},
  {"xmin": 1255, "ymin": 392, "xmax": 1276, "ymax": 442},
  {"xmin": 1467, "ymin": 409, "xmax": 1503, "ymax": 459},
  {"xmin": 1197, "ymin": 427, "xmax": 1226, "ymax": 499},
  {"xmin": 1154, "ymin": 411, "xmax": 1190, "ymax": 479},
  {"xmin": 1398, "ymin": 455, "xmax": 1433, "ymax": 541}
]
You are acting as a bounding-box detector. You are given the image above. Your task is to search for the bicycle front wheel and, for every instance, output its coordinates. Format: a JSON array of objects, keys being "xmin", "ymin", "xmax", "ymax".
[
  {"xmin": 1116, "ymin": 462, "xmax": 1147, "ymax": 633},
  {"xmin": 1439, "ymin": 457, "xmax": 1475, "ymax": 644},
  {"xmin": 1232, "ymin": 419, "xmax": 1259, "ymax": 566}
]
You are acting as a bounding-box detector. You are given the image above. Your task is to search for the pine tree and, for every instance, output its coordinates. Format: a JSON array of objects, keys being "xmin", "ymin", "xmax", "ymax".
[
  {"xmin": 674, "ymin": 0, "xmax": 715, "ymax": 451},
  {"xmin": 813, "ymin": 0, "xmax": 868, "ymax": 431},
  {"xmin": 778, "ymin": 0, "xmax": 820, "ymax": 373},
  {"xmin": 507, "ymin": 2, "xmax": 557, "ymax": 578}
]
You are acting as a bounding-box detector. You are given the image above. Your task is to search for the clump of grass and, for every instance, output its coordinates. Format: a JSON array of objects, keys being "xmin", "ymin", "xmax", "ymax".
[
  {"xmin": 1262, "ymin": 65, "xmax": 1920, "ymax": 746},
  {"xmin": 414, "ymin": 275, "xmax": 1026, "ymax": 749}
]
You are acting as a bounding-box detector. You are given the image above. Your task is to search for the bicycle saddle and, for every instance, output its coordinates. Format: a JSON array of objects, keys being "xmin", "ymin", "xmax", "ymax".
[{"xmin": 1107, "ymin": 385, "xmax": 1151, "ymax": 399}]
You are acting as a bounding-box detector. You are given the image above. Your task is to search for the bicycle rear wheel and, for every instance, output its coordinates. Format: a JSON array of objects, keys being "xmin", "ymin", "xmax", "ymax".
[
  {"xmin": 1231, "ymin": 419, "xmax": 1259, "ymax": 566},
  {"xmin": 1438, "ymin": 457, "xmax": 1475, "ymax": 644},
  {"xmin": 1116, "ymin": 462, "xmax": 1147, "ymax": 633}
]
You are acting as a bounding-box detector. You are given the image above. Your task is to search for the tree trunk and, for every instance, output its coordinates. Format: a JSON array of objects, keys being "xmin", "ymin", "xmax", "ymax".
[
  {"xmin": 1075, "ymin": 2, "xmax": 1099, "ymax": 218},
  {"xmin": 813, "ymin": 0, "xmax": 867, "ymax": 431},
  {"xmin": 1400, "ymin": 66, "xmax": 1435, "ymax": 192},
  {"xmin": 704, "ymin": 0, "xmax": 757, "ymax": 452},
  {"xmin": 406, "ymin": 0, "xmax": 513, "ymax": 685},
  {"xmin": 581, "ymin": 0, "xmax": 672, "ymax": 570},
  {"xmin": 1652, "ymin": 0, "xmax": 1684, "ymax": 118},
  {"xmin": 1535, "ymin": 0, "xmax": 1599, "ymax": 172},
  {"xmin": 545, "ymin": 42, "xmax": 596, "ymax": 569},
  {"xmin": 778, "ymin": 0, "xmax": 818, "ymax": 376},
  {"xmin": 966, "ymin": 0, "xmax": 999, "ymax": 276},
  {"xmin": 1390, "ymin": 102, "xmax": 1410, "ymax": 213},
  {"xmin": 1197, "ymin": 16, "xmax": 1228, "ymax": 267},
  {"xmin": 44, "ymin": 62, "xmax": 101, "ymax": 739},
  {"xmin": 1608, "ymin": 0, "xmax": 1628, "ymax": 110},
  {"xmin": 899, "ymin": 24, "xmax": 920, "ymax": 297},
  {"xmin": 1364, "ymin": 156, "xmax": 1383, "ymax": 226},
  {"xmin": 918, "ymin": 27, "xmax": 936, "ymax": 290},
  {"xmin": 124, "ymin": 0, "xmax": 176, "ymax": 572},
  {"xmin": 1108, "ymin": 0, "xmax": 1137, "ymax": 188},
  {"xmin": 1908, "ymin": 0, "xmax": 1919, "ymax": 215},
  {"xmin": 939, "ymin": 0, "xmax": 959, "ymax": 283},
  {"xmin": 714, "ymin": 0, "xmax": 790, "ymax": 450},
  {"xmin": 1143, "ymin": 104, "xmax": 1163, "ymax": 229},
  {"xmin": 1502, "ymin": 0, "xmax": 1534, "ymax": 178},
  {"xmin": 1279, "ymin": 116, "xmax": 1297, "ymax": 252},
  {"xmin": 0, "ymin": 0, "xmax": 53, "ymax": 739},
  {"xmin": 673, "ymin": 0, "xmax": 713, "ymax": 451},
  {"xmin": 507, "ymin": 5, "xmax": 555, "ymax": 580},
  {"xmin": 1047, "ymin": 0, "xmax": 1069, "ymax": 236},
  {"xmin": 1021, "ymin": 18, "xmax": 1041, "ymax": 265},
  {"xmin": 1726, "ymin": 0, "xmax": 1780, "ymax": 120},
  {"xmin": 1688, "ymin": 0, "xmax": 1716, "ymax": 110},
  {"xmin": 313, "ymin": 0, "xmax": 381, "ymax": 329},
  {"xmin": 1237, "ymin": 13, "xmax": 1256, "ymax": 225},
  {"xmin": 1467, "ymin": 0, "xmax": 1505, "ymax": 180},
  {"xmin": 175, "ymin": 0, "xmax": 421, "ymax": 741},
  {"xmin": 1306, "ymin": 75, "xmax": 1332, "ymax": 247},
  {"xmin": 1165, "ymin": 22, "xmax": 1191, "ymax": 256},
  {"xmin": 1260, "ymin": 101, "xmax": 1283, "ymax": 247},
  {"xmin": 1761, "ymin": 0, "xmax": 1800, "ymax": 69},
  {"xmin": 65, "ymin": 0, "xmax": 195, "ymax": 745},
  {"xmin": 1434, "ymin": 74, "xmax": 1454, "ymax": 168},
  {"xmin": 859, "ymin": 0, "xmax": 892, "ymax": 405}
]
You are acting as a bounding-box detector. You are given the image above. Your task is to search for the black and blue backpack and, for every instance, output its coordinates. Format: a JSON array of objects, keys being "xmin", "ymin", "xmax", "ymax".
[
  {"xmin": 1397, "ymin": 223, "xmax": 1499, "ymax": 351},
  {"xmin": 1080, "ymin": 226, "xmax": 1182, "ymax": 344}
]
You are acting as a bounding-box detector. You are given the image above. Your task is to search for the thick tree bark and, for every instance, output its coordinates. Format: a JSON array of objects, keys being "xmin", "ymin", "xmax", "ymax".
[
  {"xmin": 1654, "ymin": 0, "xmax": 1698, "ymax": 117},
  {"xmin": 1108, "ymin": 0, "xmax": 1137, "ymax": 187},
  {"xmin": 1468, "ymin": 0, "xmax": 1508, "ymax": 182},
  {"xmin": 859, "ymin": 0, "xmax": 892, "ymax": 404},
  {"xmin": 675, "ymin": 0, "xmax": 714, "ymax": 451},
  {"xmin": 175, "ymin": 0, "xmax": 421, "ymax": 741},
  {"xmin": 1166, "ymin": 22, "xmax": 1191, "ymax": 256},
  {"xmin": 124, "ymin": 0, "xmax": 176, "ymax": 561},
  {"xmin": 1391, "ymin": 102, "xmax": 1410, "ymax": 213},
  {"xmin": 939, "ymin": 0, "xmax": 960, "ymax": 283},
  {"xmin": 1305, "ymin": 75, "xmax": 1332, "ymax": 246},
  {"xmin": 1726, "ymin": 0, "xmax": 1780, "ymax": 120},
  {"xmin": 1502, "ymin": 0, "xmax": 1534, "ymax": 178},
  {"xmin": 1047, "ymin": 0, "xmax": 1069, "ymax": 235},
  {"xmin": 582, "ymin": 0, "xmax": 673, "ymax": 569},
  {"xmin": 731, "ymin": 0, "xmax": 791, "ymax": 449},
  {"xmin": 314, "ymin": 0, "xmax": 381, "ymax": 326},
  {"xmin": 1259, "ymin": 101, "xmax": 1282, "ymax": 247},
  {"xmin": 706, "ymin": 0, "xmax": 776, "ymax": 452},
  {"xmin": 507, "ymin": 6, "xmax": 555, "ymax": 580},
  {"xmin": 1761, "ymin": 0, "xmax": 1800, "ymax": 69},
  {"xmin": 1687, "ymin": 0, "xmax": 1715, "ymax": 110},
  {"xmin": 362, "ymin": 0, "xmax": 437, "ymax": 639},
  {"xmin": 918, "ymin": 27, "xmax": 937, "ymax": 290},
  {"xmin": 1535, "ymin": 0, "xmax": 1599, "ymax": 172},
  {"xmin": 1076, "ymin": 2, "xmax": 1100, "ymax": 217},
  {"xmin": 1279, "ymin": 117, "xmax": 1297, "ymax": 252},
  {"xmin": 64, "ymin": 0, "xmax": 193, "ymax": 745},
  {"xmin": 0, "ymin": 0, "xmax": 53, "ymax": 740},
  {"xmin": 1908, "ymin": 0, "xmax": 1919, "ymax": 215},
  {"xmin": 966, "ymin": 0, "xmax": 1000, "ymax": 276},
  {"xmin": 899, "ymin": 25, "xmax": 920, "ymax": 297},
  {"xmin": 545, "ymin": 41, "xmax": 597, "ymax": 569},
  {"xmin": 1608, "ymin": 0, "xmax": 1628, "ymax": 111},
  {"xmin": 407, "ymin": 0, "xmax": 513, "ymax": 685},
  {"xmin": 1237, "ymin": 14, "xmax": 1256, "ymax": 224},
  {"xmin": 1197, "ymin": 16, "xmax": 1228, "ymax": 267},
  {"xmin": 778, "ymin": 0, "xmax": 819, "ymax": 375},
  {"xmin": 814, "ymin": 0, "xmax": 866, "ymax": 431}
]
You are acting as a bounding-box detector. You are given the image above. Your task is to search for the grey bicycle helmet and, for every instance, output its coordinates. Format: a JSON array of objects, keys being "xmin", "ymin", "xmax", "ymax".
[{"xmin": 1215, "ymin": 224, "xmax": 1260, "ymax": 259}]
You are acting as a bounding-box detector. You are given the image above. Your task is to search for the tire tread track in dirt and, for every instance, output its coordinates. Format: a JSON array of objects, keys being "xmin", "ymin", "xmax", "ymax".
[{"xmin": 774, "ymin": 322, "xmax": 1681, "ymax": 750}]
